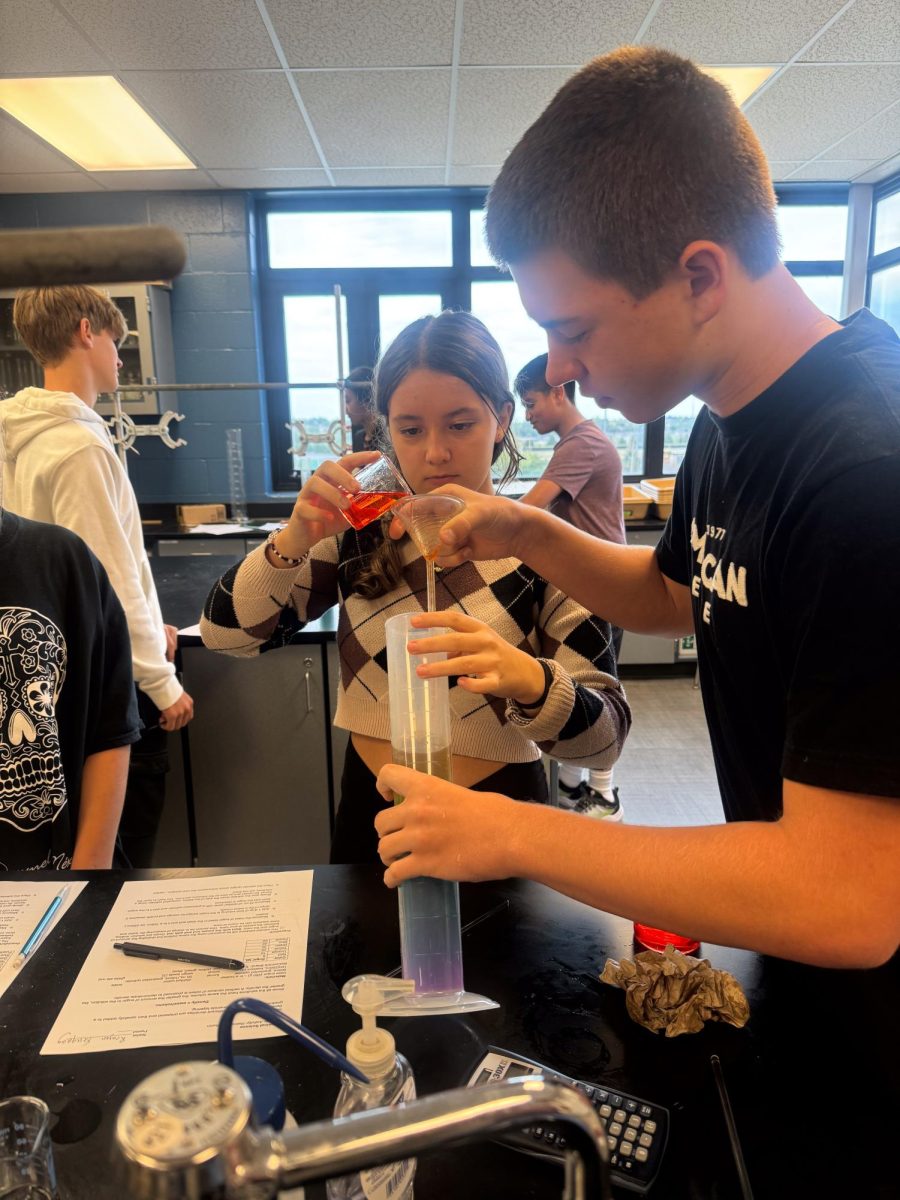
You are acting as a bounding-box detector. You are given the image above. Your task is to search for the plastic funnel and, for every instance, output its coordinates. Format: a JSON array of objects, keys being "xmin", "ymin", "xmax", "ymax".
[{"xmin": 393, "ymin": 495, "xmax": 465, "ymax": 559}]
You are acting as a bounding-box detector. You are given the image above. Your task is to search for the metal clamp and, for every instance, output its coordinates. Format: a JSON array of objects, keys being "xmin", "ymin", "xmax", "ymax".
[
  {"xmin": 106, "ymin": 410, "xmax": 188, "ymax": 454},
  {"xmin": 285, "ymin": 418, "xmax": 348, "ymax": 458}
]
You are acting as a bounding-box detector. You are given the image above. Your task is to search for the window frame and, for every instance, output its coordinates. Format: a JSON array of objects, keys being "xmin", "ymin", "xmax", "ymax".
[
  {"xmin": 865, "ymin": 174, "xmax": 900, "ymax": 318},
  {"xmin": 257, "ymin": 183, "xmax": 851, "ymax": 493}
]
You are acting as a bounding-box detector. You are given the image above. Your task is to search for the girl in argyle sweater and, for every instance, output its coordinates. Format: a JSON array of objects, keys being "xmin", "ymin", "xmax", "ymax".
[{"xmin": 202, "ymin": 312, "xmax": 630, "ymax": 862}]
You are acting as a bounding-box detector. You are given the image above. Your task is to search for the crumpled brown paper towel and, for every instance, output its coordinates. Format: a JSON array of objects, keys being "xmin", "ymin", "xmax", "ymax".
[{"xmin": 600, "ymin": 946, "xmax": 750, "ymax": 1037}]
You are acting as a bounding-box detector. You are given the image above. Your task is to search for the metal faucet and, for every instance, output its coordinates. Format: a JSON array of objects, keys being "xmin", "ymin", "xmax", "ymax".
[{"xmin": 116, "ymin": 1060, "xmax": 612, "ymax": 1200}]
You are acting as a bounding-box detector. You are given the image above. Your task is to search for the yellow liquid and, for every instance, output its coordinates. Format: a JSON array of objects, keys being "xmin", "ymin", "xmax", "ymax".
[{"xmin": 391, "ymin": 741, "xmax": 452, "ymax": 791}]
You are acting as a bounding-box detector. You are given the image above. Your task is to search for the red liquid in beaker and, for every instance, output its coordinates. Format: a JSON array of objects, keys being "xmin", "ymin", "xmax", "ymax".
[
  {"xmin": 633, "ymin": 922, "xmax": 700, "ymax": 954},
  {"xmin": 343, "ymin": 490, "xmax": 408, "ymax": 530}
]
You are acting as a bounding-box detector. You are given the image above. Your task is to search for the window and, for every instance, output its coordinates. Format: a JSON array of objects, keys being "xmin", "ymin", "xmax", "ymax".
[
  {"xmin": 268, "ymin": 210, "xmax": 453, "ymax": 269},
  {"xmin": 468, "ymin": 280, "xmax": 556, "ymax": 482},
  {"xmin": 258, "ymin": 186, "xmax": 851, "ymax": 492},
  {"xmin": 470, "ymin": 209, "xmax": 493, "ymax": 267},
  {"xmin": 870, "ymin": 263, "xmax": 900, "ymax": 333},
  {"xmin": 469, "ymin": 280, "xmax": 545, "ymax": 385},
  {"xmin": 777, "ymin": 205, "xmax": 847, "ymax": 261},
  {"xmin": 283, "ymin": 294, "xmax": 348, "ymax": 473},
  {"xmin": 664, "ymin": 396, "xmax": 703, "ymax": 475},
  {"xmin": 872, "ymin": 189, "xmax": 900, "ymax": 257},
  {"xmin": 378, "ymin": 293, "xmax": 443, "ymax": 355},
  {"xmin": 868, "ymin": 180, "xmax": 900, "ymax": 335}
]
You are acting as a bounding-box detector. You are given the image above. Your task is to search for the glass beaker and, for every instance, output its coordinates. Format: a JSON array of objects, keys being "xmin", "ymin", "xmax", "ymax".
[
  {"xmin": 384, "ymin": 613, "xmax": 496, "ymax": 1015},
  {"xmin": 0, "ymin": 1097, "xmax": 58, "ymax": 1200},
  {"xmin": 341, "ymin": 454, "xmax": 411, "ymax": 530}
]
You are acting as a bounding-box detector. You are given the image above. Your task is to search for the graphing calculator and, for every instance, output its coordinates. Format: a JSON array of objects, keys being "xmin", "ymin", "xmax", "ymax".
[{"xmin": 465, "ymin": 1047, "xmax": 669, "ymax": 1194}]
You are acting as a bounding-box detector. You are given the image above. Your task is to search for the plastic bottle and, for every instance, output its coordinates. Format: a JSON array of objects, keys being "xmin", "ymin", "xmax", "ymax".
[{"xmin": 326, "ymin": 975, "xmax": 417, "ymax": 1200}]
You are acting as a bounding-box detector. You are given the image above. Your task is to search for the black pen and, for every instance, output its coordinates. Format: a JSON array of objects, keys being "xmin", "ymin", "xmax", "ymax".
[{"xmin": 113, "ymin": 941, "xmax": 244, "ymax": 971}]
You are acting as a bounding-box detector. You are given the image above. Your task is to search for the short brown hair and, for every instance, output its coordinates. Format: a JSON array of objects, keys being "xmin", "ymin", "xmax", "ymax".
[
  {"xmin": 13, "ymin": 286, "xmax": 128, "ymax": 367},
  {"xmin": 486, "ymin": 46, "xmax": 780, "ymax": 298}
]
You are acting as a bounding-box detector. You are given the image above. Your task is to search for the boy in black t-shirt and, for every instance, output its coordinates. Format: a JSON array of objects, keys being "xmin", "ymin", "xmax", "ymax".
[
  {"xmin": 0, "ymin": 510, "xmax": 140, "ymax": 870},
  {"xmin": 371, "ymin": 47, "xmax": 900, "ymax": 975}
]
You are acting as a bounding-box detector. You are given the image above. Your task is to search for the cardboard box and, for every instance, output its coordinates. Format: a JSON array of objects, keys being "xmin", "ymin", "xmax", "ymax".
[{"xmin": 176, "ymin": 503, "xmax": 227, "ymax": 525}]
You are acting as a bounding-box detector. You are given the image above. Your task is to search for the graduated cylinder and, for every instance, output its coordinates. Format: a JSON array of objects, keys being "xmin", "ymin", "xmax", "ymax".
[{"xmin": 385, "ymin": 612, "xmax": 464, "ymax": 997}]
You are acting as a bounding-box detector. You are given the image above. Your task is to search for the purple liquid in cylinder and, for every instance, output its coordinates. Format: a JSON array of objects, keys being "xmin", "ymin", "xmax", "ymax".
[{"xmin": 398, "ymin": 876, "xmax": 464, "ymax": 993}]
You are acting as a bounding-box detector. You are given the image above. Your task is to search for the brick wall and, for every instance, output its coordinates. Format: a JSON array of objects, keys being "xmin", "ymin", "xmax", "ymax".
[{"xmin": 0, "ymin": 190, "xmax": 274, "ymax": 502}]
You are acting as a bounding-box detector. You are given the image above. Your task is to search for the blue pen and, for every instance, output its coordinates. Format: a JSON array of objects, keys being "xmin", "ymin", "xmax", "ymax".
[{"xmin": 13, "ymin": 884, "xmax": 71, "ymax": 969}]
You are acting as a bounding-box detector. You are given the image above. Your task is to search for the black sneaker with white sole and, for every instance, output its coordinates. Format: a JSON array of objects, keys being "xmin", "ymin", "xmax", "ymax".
[{"xmin": 571, "ymin": 784, "xmax": 623, "ymax": 822}]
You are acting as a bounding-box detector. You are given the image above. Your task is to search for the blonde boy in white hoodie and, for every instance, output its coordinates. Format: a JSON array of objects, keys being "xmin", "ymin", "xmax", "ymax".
[{"xmin": 1, "ymin": 286, "xmax": 194, "ymax": 865}]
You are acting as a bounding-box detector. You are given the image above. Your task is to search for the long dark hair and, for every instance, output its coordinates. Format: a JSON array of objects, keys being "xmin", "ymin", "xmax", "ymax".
[{"xmin": 348, "ymin": 311, "xmax": 523, "ymax": 599}]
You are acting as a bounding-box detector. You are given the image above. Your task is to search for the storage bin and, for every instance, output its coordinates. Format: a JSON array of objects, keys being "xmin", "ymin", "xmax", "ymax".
[
  {"xmin": 623, "ymin": 484, "xmax": 652, "ymax": 520},
  {"xmin": 639, "ymin": 477, "xmax": 676, "ymax": 502}
]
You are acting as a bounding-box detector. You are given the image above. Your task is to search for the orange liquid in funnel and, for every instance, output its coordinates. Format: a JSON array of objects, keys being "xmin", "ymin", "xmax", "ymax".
[{"xmin": 343, "ymin": 490, "xmax": 407, "ymax": 530}]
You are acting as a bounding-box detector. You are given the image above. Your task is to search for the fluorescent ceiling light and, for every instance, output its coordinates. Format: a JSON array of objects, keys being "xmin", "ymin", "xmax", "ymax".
[
  {"xmin": 0, "ymin": 75, "xmax": 194, "ymax": 171},
  {"xmin": 701, "ymin": 66, "xmax": 775, "ymax": 106}
]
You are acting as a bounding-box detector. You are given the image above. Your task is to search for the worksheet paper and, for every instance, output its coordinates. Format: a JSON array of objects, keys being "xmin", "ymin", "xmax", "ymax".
[
  {"xmin": 0, "ymin": 881, "xmax": 88, "ymax": 1002},
  {"xmin": 186, "ymin": 523, "xmax": 249, "ymax": 535},
  {"xmin": 41, "ymin": 871, "xmax": 313, "ymax": 1055}
]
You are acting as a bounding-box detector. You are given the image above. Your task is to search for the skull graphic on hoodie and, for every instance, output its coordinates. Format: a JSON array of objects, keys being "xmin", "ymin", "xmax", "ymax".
[{"xmin": 0, "ymin": 606, "xmax": 67, "ymax": 837}]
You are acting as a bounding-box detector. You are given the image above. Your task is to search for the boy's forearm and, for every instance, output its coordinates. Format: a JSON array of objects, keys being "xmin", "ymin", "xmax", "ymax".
[
  {"xmin": 507, "ymin": 784, "xmax": 899, "ymax": 969},
  {"xmin": 515, "ymin": 506, "xmax": 692, "ymax": 636},
  {"xmin": 71, "ymin": 746, "xmax": 130, "ymax": 868}
]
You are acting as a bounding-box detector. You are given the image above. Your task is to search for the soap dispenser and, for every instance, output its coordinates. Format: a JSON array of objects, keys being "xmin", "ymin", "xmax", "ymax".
[{"xmin": 327, "ymin": 974, "xmax": 418, "ymax": 1200}]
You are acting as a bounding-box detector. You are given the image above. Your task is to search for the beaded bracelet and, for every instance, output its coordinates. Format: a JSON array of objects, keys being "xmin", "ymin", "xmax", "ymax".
[{"xmin": 266, "ymin": 528, "xmax": 307, "ymax": 567}]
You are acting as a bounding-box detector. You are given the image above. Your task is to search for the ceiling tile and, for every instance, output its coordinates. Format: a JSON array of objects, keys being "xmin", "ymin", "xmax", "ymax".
[
  {"xmin": 802, "ymin": 0, "xmax": 900, "ymax": 62},
  {"xmin": 454, "ymin": 67, "xmax": 573, "ymax": 165},
  {"xmin": 767, "ymin": 161, "xmax": 807, "ymax": 180},
  {"xmin": 642, "ymin": 0, "xmax": 846, "ymax": 62},
  {"xmin": 746, "ymin": 64, "xmax": 900, "ymax": 162},
  {"xmin": 0, "ymin": 0, "xmax": 110, "ymax": 72},
  {"xmin": 448, "ymin": 165, "xmax": 500, "ymax": 185},
  {"xmin": 0, "ymin": 113, "xmax": 81, "ymax": 172},
  {"xmin": 122, "ymin": 71, "xmax": 322, "ymax": 169},
  {"xmin": 208, "ymin": 168, "xmax": 331, "ymax": 188},
  {"xmin": 89, "ymin": 170, "xmax": 218, "ymax": 190},
  {"xmin": 267, "ymin": 0, "xmax": 455, "ymax": 67},
  {"xmin": 787, "ymin": 159, "xmax": 878, "ymax": 180},
  {"xmin": 61, "ymin": 0, "xmax": 278, "ymax": 70},
  {"xmin": 331, "ymin": 167, "xmax": 446, "ymax": 186},
  {"xmin": 820, "ymin": 99, "xmax": 900, "ymax": 161},
  {"xmin": 0, "ymin": 173, "xmax": 102, "ymax": 192},
  {"xmin": 297, "ymin": 70, "xmax": 450, "ymax": 167},
  {"xmin": 461, "ymin": 0, "xmax": 648, "ymax": 66}
]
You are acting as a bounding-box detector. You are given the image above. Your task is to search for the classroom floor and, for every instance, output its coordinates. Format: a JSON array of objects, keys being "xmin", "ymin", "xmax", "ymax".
[{"xmin": 604, "ymin": 675, "xmax": 724, "ymax": 828}]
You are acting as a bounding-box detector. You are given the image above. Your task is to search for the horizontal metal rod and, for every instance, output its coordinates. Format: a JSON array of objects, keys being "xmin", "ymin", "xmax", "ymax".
[{"xmin": 110, "ymin": 381, "xmax": 343, "ymax": 393}]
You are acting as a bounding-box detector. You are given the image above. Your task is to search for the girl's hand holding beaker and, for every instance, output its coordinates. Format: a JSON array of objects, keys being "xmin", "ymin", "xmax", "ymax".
[
  {"xmin": 406, "ymin": 610, "xmax": 547, "ymax": 706},
  {"xmin": 277, "ymin": 451, "xmax": 384, "ymax": 559}
]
